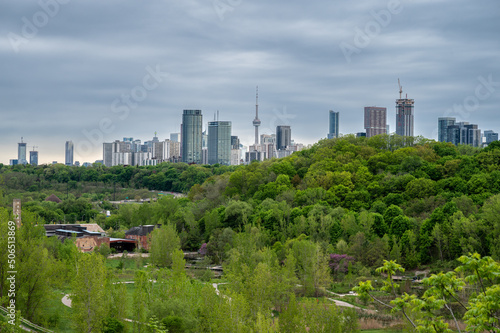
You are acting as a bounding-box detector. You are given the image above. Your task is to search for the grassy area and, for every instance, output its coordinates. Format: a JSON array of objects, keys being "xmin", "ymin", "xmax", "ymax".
[
  {"xmin": 40, "ymin": 289, "xmax": 76, "ymax": 333},
  {"xmin": 329, "ymin": 282, "xmax": 355, "ymax": 294},
  {"xmin": 106, "ymin": 256, "xmax": 150, "ymax": 281}
]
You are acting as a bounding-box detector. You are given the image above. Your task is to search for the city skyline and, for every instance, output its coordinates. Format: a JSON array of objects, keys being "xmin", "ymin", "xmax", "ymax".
[{"xmin": 1, "ymin": 1, "xmax": 499, "ymax": 164}]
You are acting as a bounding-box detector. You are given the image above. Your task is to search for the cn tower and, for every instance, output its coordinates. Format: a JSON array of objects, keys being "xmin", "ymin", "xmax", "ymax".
[{"xmin": 252, "ymin": 86, "xmax": 261, "ymax": 145}]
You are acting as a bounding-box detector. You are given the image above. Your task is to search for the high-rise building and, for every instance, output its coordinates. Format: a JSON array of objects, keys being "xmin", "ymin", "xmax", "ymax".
[
  {"xmin": 170, "ymin": 133, "xmax": 180, "ymax": 142},
  {"xmin": 18, "ymin": 139, "xmax": 27, "ymax": 165},
  {"xmin": 364, "ymin": 107, "xmax": 387, "ymax": 138},
  {"xmin": 103, "ymin": 142, "xmax": 113, "ymax": 167},
  {"xmin": 446, "ymin": 121, "xmax": 481, "ymax": 147},
  {"xmin": 65, "ymin": 141, "xmax": 74, "ymax": 166},
  {"xmin": 202, "ymin": 130, "xmax": 208, "ymax": 149},
  {"xmin": 276, "ymin": 125, "xmax": 291, "ymax": 150},
  {"xmin": 29, "ymin": 151, "xmax": 38, "ymax": 166},
  {"xmin": 328, "ymin": 110, "xmax": 339, "ymax": 139},
  {"xmin": 483, "ymin": 130, "xmax": 499, "ymax": 146},
  {"xmin": 438, "ymin": 117, "xmax": 456, "ymax": 142},
  {"xmin": 231, "ymin": 136, "xmax": 240, "ymax": 149},
  {"xmin": 208, "ymin": 121, "xmax": 232, "ymax": 165},
  {"xmin": 395, "ymin": 82, "xmax": 414, "ymax": 137},
  {"xmin": 181, "ymin": 109, "xmax": 203, "ymax": 164}
]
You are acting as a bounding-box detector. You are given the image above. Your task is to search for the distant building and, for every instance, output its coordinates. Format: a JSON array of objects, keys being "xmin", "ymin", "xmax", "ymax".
[
  {"xmin": 181, "ymin": 110, "xmax": 203, "ymax": 164},
  {"xmin": 438, "ymin": 117, "xmax": 456, "ymax": 142},
  {"xmin": 65, "ymin": 141, "xmax": 74, "ymax": 166},
  {"xmin": 245, "ymin": 150, "xmax": 264, "ymax": 163},
  {"xmin": 125, "ymin": 225, "xmax": 160, "ymax": 251},
  {"xmin": 29, "ymin": 151, "xmax": 38, "ymax": 166},
  {"xmin": 18, "ymin": 139, "xmax": 27, "ymax": 165},
  {"xmin": 45, "ymin": 194, "xmax": 62, "ymax": 203},
  {"xmin": 170, "ymin": 133, "xmax": 181, "ymax": 142},
  {"xmin": 364, "ymin": 107, "xmax": 387, "ymax": 138},
  {"xmin": 42, "ymin": 224, "xmax": 133, "ymax": 253},
  {"xmin": 166, "ymin": 140, "xmax": 181, "ymax": 161},
  {"xmin": 202, "ymin": 130, "xmax": 208, "ymax": 149},
  {"xmin": 231, "ymin": 136, "xmax": 240, "ymax": 149},
  {"xmin": 202, "ymin": 147, "xmax": 208, "ymax": 165},
  {"xmin": 328, "ymin": 110, "xmax": 340, "ymax": 139},
  {"xmin": 103, "ymin": 143, "xmax": 113, "ymax": 167},
  {"xmin": 483, "ymin": 130, "xmax": 498, "ymax": 146},
  {"xmin": 395, "ymin": 90, "xmax": 414, "ymax": 137},
  {"xmin": 276, "ymin": 125, "xmax": 291, "ymax": 150},
  {"xmin": 356, "ymin": 132, "xmax": 367, "ymax": 138},
  {"xmin": 261, "ymin": 134, "xmax": 275, "ymax": 145},
  {"xmin": 208, "ymin": 121, "xmax": 231, "ymax": 165},
  {"xmin": 231, "ymin": 149, "xmax": 241, "ymax": 166},
  {"xmin": 445, "ymin": 121, "xmax": 482, "ymax": 147},
  {"xmin": 9, "ymin": 159, "xmax": 18, "ymax": 166}
]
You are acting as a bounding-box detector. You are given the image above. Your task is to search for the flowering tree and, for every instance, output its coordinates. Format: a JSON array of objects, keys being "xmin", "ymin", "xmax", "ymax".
[{"xmin": 329, "ymin": 254, "xmax": 355, "ymax": 274}]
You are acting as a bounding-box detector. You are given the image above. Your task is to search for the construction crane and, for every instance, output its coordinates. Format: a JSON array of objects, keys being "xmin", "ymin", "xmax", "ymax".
[{"xmin": 398, "ymin": 78, "xmax": 403, "ymax": 99}]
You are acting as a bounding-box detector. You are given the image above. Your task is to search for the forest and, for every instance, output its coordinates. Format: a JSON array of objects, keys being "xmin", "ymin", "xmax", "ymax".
[{"xmin": 1, "ymin": 133, "xmax": 500, "ymax": 332}]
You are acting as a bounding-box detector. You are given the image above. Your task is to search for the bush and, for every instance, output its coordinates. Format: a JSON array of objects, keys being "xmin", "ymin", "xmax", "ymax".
[{"xmin": 162, "ymin": 315, "xmax": 185, "ymax": 333}]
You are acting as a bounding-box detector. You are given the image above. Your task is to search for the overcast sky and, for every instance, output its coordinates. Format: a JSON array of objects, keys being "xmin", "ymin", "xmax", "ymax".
[{"xmin": 0, "ymin": 0, "xmax": 499, "ymax": 164}]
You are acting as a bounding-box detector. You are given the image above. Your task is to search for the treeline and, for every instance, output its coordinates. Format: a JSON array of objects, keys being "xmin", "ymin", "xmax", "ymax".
[
  {"xmin": 0, "ymin": 161, "xmax": 235, "ymax": 197},
  {"xmin": 182, "ymin": 135, "xmax": 500, "ymax": 269},
  {"xmin": 4, "ymin": 134, "xmax": 500, "ymax": 269}
]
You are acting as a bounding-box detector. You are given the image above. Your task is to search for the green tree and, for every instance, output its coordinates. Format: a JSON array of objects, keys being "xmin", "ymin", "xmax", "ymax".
[
  {"xmin": 150, "ymin": 224, "xmax": 181, "ymax": 267},
  {"xmin": 71, "ymin": 252, "xmax": 109, "ymax": 333},
  {"xmin": 133, "ymin": 270, "xmax": 152, "ymax": 332}
]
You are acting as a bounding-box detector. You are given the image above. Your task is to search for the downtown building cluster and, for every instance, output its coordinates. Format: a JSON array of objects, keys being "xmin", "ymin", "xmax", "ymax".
[
  {"xmin": 438, "ymin": 117, "xmax": 498, "ymax": 147},
  {"xmin": 102, "ymin": 91, "xmax": 303, "ymax": 167},
  {"xmin": 102, "ymin": 134, "xmax": 181, "ymax": 167}
]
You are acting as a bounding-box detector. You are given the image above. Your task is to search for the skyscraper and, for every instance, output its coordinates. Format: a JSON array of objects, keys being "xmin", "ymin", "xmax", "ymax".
[
  {"xmin": 395, "ymin": 81, "xmax": 414, "ymax": 137},
  {"xmin": 364, "ymin": 107, "xmax": 387, "ymax": 138},
  {"xmin": 170, "ymin": 133, "xmax": 180, "ymax": 142},
  {"xmin": 208, "ymin": 121, "xmax": 232, "ymax": 165},
  {"xmin": 181, "ymin": 109, "xmax": 203, "ymax": 164},
  {"xmin": 438, "ymin": 117, "xmax": 456, "ymax": 142},
  {"xmin": 65, "ymin": 141, "xmax": 74, "ymax": 166},
  {"xmin": 29, "ymin": 151, "xmax": 38, "ymax": 166},
  {"xmin": 18, "ymin": 139, "xmax": 27, "ymax": 165},
  {"xmin": 327, "ymin": 110, "xmax": 339, "ymax": 139},
  {"xmin": 276, "ymin": 125, "xmax": 291, "ymax": 150},
  {"xmin": 231, "ymin": 136, "xmax": 240, "ymax": 149},
  {"xmin": 445, "ymin": 121, "xmax": 481, "ymax": 147},
  {"xmin": 483, "ymin": 130, "xmax": 499, "ymax": 146},
  {"xmin": 252, "ymin": 87, "xmax": 261, "ymax": 145}
]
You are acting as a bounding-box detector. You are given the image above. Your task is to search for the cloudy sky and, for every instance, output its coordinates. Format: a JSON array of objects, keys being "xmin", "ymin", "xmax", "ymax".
[{"xmin": 0, "ymin": 0, "xmax": 499, "ymax": 164}]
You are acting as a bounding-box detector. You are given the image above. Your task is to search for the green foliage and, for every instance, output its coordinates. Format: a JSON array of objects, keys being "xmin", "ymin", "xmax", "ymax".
[
  {"xmin": 71, "ymin": 252, "xmax": 109, "ymax": 333},
  {"xmin": 356, "ymin": 254, "xmax": 500, "ymax": 332},
  {"xmin": 150, "ymin": 224, "xmax": 181, "ymax": 267}
]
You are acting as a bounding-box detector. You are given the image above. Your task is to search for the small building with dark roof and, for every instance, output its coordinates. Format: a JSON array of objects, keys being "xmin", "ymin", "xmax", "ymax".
[
  {"xmin": 125, "ymin": 225, "xmax": 160, "ymax": 250},
  {"xmin": 45, "ymin": 194, "xmax": 62, "ymax": 203}
]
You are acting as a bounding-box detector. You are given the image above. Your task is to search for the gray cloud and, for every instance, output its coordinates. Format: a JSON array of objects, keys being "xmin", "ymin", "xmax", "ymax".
[{"xmin": 0, "ymin": 0, "xmax": 499, "ymax": 164}]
